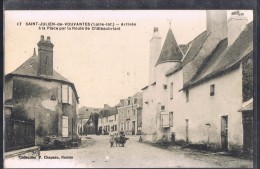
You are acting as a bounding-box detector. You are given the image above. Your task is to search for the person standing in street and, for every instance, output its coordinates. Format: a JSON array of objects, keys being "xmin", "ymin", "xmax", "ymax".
[
  {"xmin": 109, "ymin": 132, "xmax": 115, "ymax": 147},
  {"xmin": 114, "ymin": 133, "xmax": 119, "ymax": 147}
]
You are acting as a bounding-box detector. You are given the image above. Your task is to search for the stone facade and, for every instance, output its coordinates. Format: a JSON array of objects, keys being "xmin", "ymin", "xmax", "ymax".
[
  {"xmin": 4, "ymin": 35, "xmax": 79, "ymax": 149},
  {"xmin": 98, "ymin": 105, "xmax": 118, "ymax": 135},
  {"xmin": 117, "ymin": 92, "xmax": 143, "ymax": 135}
]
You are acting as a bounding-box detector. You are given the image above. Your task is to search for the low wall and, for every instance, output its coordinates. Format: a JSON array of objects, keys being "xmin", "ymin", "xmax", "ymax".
[{"xmin": 5, "ymin": 146, "xmax": 40, "ymax": 159}]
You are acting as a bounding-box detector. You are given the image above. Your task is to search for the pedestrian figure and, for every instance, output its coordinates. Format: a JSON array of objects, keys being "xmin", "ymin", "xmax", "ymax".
[
  {"xmin": 114, "ymin": 133, "xmax": 119, "ymax": 147},
  {"xmin": 109, "ymin": 132, "xmax": 114, "ymax": 147}
]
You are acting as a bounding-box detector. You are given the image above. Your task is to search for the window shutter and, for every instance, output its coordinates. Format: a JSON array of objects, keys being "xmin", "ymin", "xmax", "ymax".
[
  {"xmin": 68, "ymin": 87, "xmax": 73, "ymax": 104},
  {"xmin": 169, "ymin": 112, "xmax": 173, "ymax": 127},
  {"xmin": 161, "ymin": 112, "xmax": 170, "ymax": 127},
  {"xmin": 62, "ymin": 85, "xmax": 68, "ymax": 103},
  {"xmin": 62, "ymin": 116, "xmax": 69, "ymax": 137}
]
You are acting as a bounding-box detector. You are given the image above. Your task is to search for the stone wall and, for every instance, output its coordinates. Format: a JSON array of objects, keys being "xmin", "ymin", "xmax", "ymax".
[{"xmin": 11, "ymin": 76, "xmax": 78, "ymax": 147}]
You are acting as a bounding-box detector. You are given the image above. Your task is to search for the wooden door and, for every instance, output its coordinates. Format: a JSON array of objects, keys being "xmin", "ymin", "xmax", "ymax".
[
  {"xmin": 132, "ymin": 121, "xmax": 136, "ymax": 135},
  {"xmin": 221, "ymin": 116, "xmax": 228, "ymax": 151}
]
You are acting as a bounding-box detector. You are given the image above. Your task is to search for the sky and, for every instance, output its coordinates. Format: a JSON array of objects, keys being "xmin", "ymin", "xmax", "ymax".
[{"xmin": 4, "ymin": 10, "xmax": 253, "ymax": 108}]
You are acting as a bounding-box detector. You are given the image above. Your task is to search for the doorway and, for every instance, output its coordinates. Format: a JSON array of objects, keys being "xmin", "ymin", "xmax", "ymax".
[
  {"xmin": 242, "ymin": 111, "xmax": 253, "ymax": 154},
  {"xmin": 132, "ymin": 121, "xmax": 136, "ymax": 135},
  {"xmin": 221, "ymin": 116, "xmax": 228, "ymax": 151}
]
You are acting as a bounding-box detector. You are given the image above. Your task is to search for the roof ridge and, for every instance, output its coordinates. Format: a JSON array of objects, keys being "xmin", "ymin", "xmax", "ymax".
[{"xmin": 186, "ymin": 32, "xmax": 211, "ymax": 64}]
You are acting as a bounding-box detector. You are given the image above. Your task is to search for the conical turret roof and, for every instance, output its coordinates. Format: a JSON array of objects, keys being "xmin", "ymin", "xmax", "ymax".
[{"xmin": 156, "ymin": 28, "xmax": 183, "ymax": 66}]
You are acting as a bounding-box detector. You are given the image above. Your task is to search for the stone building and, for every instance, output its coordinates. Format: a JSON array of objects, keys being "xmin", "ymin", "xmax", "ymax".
[
  {"xmin": 4, "ymin": 35, "xmax": 79, "ymax": 149},
  {"xmin": 98, "ymin": 104, "xmax": 118, "ymax": 135},
  {"xmin": 141, "ymin": 10, "xmax": 253, "ymax": 155},
  {"xmin": 117, "ymin": 92, "xmax": 143, "ymax": 135},
  {"xmin": 77, "ymin": 106, "xmax": 101, "ymax": 135}
]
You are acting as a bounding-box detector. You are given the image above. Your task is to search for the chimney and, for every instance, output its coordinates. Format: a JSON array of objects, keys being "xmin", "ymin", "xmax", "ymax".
[
  {"xmin": 227, "ymin": 10, "xmax": 248, "ymax": 46},
  {"xmin": 206, "ymin": 10, "xmax": 228, "ymax": 41},
  {"xmin": 120, "ymin": 99, "xmax": 124, "ymax": 106},
  {"xmin": 104, "ymin": 104, "xmax": 109, "ymax": 108},
  {"xmin": 149, "ymin": 27, "xmax": 161, "ymax": 84},
  {"xmin": 37, "ymin": 35, "xmax": 54, "ymax": 76}
]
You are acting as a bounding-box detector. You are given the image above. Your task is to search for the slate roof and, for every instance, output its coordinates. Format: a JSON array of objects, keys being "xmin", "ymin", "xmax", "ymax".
[
  {"xmin": 99, "ymin": 106, "xmax": 118, "ymax": 118},
  {"xmin": 9, "ymin": 54, "xmax": 71, "ymax": 82},
  {"xmin": 78, "ymin": 106, "xmax": 101, "ymax": 119},
  {"xmin": 165, "ymin": 20, "xmax": 253, "ymax": 91},
  {"xmin": 156, "ymin": 28, "xmax": 183, "ymax": 66},
  {"xmin": 187, "ymin": 21, "xmax": 253, "ymax": 88},
  {"xmin": 165, "ymin": 31, "xmax": 209, "ymax": 76},
  {"xmin": 179, "ymin": 44, "xmax": 190, "ymax": 55},
  {"xmin": 6, "ymin": 54, "xmax": 79, "ymax": 101},
  {"xmin": 180, "ymin": 31, "xmax": 209, "ymax": 68}
]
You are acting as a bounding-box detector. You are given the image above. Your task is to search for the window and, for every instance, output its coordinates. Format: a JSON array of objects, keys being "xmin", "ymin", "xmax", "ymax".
[
  {"xmin": 161, "ymin": 112, "xmax": 169, "ymax": 127},
  {"xmin": 121, "ymin": 121, "xmax": 124, "ymax": 131},
  {"xmin": 186, "ymin": 89, "xmax": 189, "ymax": 102},
  {"xmin": 170, "ymin": 82, "xmax": 173, "ymax": 99},
  {"xmin": 126, "ymin": 121, "xmax": 130, "ymax": 130},
  {"xmin": 127, "ymin": 110, "xmax": 130, "ymax": 116},
  {"xmin": 62, "ymin": 85, "xmax": 73, "ymax": 104},
  {"xmin": 114, "ymin": 115, "xmax": 116, "ymax": 121},
  {"xmin": 128, "ymin": 99, "xmax": 131, "ymax": 105},
  {"xmin": 210, "ymin": 84, "xmax": 215, "ymax": 96},
  {"xmin": 62, "ymin": 116, "xmax": 69, "ymax": 137},
  {"xmin": 163, "ymin": 84, "xmax": 167, "ymax": 89},
  {"xmin": 161, "ymin": 105, "xmax": 165, "ymax": 111},
  {"xmin": 134, "ymin": 98, "xmax": 137, "ymax": 104},
  {"xmin": 133, "ymin": 109, "xmax": 136, "ymax": 116}
]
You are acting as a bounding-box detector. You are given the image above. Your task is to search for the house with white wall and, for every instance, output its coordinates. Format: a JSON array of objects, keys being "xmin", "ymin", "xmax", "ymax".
[
  {"xmin": 141, "ymin": 10, "xmax": 253, "ymax": 155},
  {"xmin": 98, "ymin": 104, "xmax": 118, "ymax": 135}
]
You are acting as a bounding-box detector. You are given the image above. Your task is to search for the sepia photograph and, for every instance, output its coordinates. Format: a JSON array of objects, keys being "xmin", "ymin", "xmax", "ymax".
[{"xmin": 4, "ymin": 9, "xmax": 254, "ymax": 168}]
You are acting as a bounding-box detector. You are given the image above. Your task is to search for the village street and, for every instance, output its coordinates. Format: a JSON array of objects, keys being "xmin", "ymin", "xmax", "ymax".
[{"xmin": 5, "ymin": 135, "xmax": 253, "ymax": 168}]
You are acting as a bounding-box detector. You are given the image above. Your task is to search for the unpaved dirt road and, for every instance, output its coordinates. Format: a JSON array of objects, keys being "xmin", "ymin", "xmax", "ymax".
[{"xmin": 5, "ymin": 135, "xmax": 253, "ymax": 168}]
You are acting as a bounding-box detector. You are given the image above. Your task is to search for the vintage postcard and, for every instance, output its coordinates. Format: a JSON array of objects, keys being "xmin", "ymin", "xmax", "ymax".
[{"xmin": 4, "ymin": 9, "xmax": 254, "ymax": 168}]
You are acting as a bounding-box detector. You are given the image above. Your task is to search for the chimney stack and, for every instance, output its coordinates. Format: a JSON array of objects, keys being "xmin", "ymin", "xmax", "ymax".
[
  {"xmin": 149, "ymin": 27, "xmax": 161, "ymax": 84},
  {"xmin": 37, "ymin": 35, "xmax": 54, "ymax": 76},
  {"xmin": 104, "ymin": 104, "xmax": 109, "ymax": 109},
  {"xmin": 120, "ymin": 99, "xmax": 124, "ymax": 106},
  {"xmin": 47, "ymin": 36, "xmax": 51, "ymax": 42},
  {"xmin": 227, "ymin": 10, "xmax": 248, "ymax": 46},
  {"xmin": 206, "ymin": 10, "xmax": 228, "ymax": 41}
]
